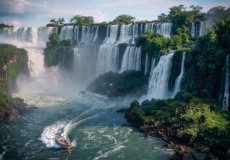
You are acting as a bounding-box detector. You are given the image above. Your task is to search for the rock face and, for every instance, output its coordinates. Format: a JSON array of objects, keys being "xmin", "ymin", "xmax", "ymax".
[
  {"xmin": 0, "ymin": 44, "xmax": 29, "ymax": 93},
  {"xmin": 0, "ymin": 97, "xmax": 27, "ymax": 123},
  {"xmin": 0, "ymin": 44, "xmax": 29, "ymax": 123},
  {"xmin": 87, "ymin": 71, "xmax": 148, "ymax": 97}
]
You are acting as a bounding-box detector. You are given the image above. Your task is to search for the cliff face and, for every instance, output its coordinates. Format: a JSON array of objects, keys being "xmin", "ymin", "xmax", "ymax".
[
  {"xmin": 0, "ymin": 44, "xmax": 29, "ymax": 93},
  {"xmin": 0, "ymin": 44, "xmax": 29, "ymax": 122}
]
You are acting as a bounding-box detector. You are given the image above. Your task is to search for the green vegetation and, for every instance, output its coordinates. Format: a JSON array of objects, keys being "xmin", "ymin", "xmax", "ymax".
[
  {"xmin": 44, "ymin": 33, "xmax": 76, "ymax": 69},
  {"xmin": 207, "ymin": 6, "xmax": 230, "ymax": 20},
  {"xmin": 182, "ymin": 18, "xmax": 230, "ymax": 99},
  {"xmin": 123, "ymin": 6, "xmax": 230, "ymax": 160},
  {"xmin": 136, "ymin": 27, "xmax": 190, "ymax": 60},
  {"xmin": 110, "ymin": 14, "xmax": 136, "ymax": 25},
  {"xmin": 46, "ymin": 18, "xmax": 65, "ymax": 27},
  {"xmin": 0, "ymin": 91, "xmax": 27, "ymax": 123},
  {"xmin": 0, "ymin": 44, "xmax": 28, "ymax": 123},
  {"xmin": 0, "ymin": 23, "xmax": 14, "ymax": 28},
  {"xmin": 87, "ymin": 71, "xmax": 148, "ymax": 97},
  {"xmin": 126, "ymin": 91, "xmax": 230, "ymax": 159},
  {"xmin": 137, "ymin": 30, "xmax": 172, "ymax": 54},
  {"xmin": 70, "ymin": 15, "xmax": 94, "ymax": 26},
  {"xmin": 0, "ymin": 44, "xmax": 28, "ymax": 92}
]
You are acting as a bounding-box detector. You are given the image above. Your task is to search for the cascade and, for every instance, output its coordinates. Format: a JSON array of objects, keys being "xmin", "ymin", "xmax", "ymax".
[
  {"xmin": 199, "ymin": 21, "xmax": 212, "ymax": 37},
  {"xmin": 199, "ymin": 22, "xmax": 204, "ymax": 36},
  {"xmin": 94, "ymin": 23, "xmax": 172, "ymax": 76},
  {"xmin": 119, "ymin": 24, "xmax": 131, "ymax": 43},
  {"xmin": 0, "ymin": 27, "xmax": 57, "ymax": 44},
  {"xmin": 93, "ymin": 26, "xmax": 99, "ymax": 41},
  {"xmin": 26, "ymin": 48, "xmax": 45, "ymax": 77},
  {"xmin": 222, "ymin": 55, "xmax": 229, "ymax": 111},
  {"xmin": 150, "ymin": 58, "xmax": 156, "ymax": 77},
  {"xmin": 144, "ymin": 23, "xmax": 154, "ymax": 33},
  {"xmin": 59, "ymin": 26, "xmax": 74, "ymax": 40},
  {"xmin": 155, "ymin": 23, "xmax": 172, "ymax": 38},
  {"xmin": 191, "ymin": 23, "xmax": 195, "ymax": 37},
  {"xmin": 59, "ymin": 26, "xmax": 98, "ymax": 43},
  {"xmin": 95, "ymin": 25, "xmax": 119, "ymax": 76},
  {"xmin": 144, "ymin": 54, "xmax": 148, "ymax": 75},
  {"xmin": 96, "ymin": 44, "xmax": 120, "ymax": 75},
  {"xmin": 120, "ymin": 46, "xmax": 141, "ymax": 72},
  {"xmin": 146, "ymin": 52, "xmax": 174, "ymax": 100},
  {"xmin": 0, "ymin": 22, "xmax": 173, "ymax": 83},
  {"xmin": 172, "ymin": 52, "xmax": 186, "ymax": 97}
]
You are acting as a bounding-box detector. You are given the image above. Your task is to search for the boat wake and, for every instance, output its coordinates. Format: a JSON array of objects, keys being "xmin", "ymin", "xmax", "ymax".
[
  {"xmin": 40, "ymin": 121, "xmax": 73, "ymax": 148},
  {"xmin": 40, "ymin": 115, "xmax": 98, "ymax": 148}
]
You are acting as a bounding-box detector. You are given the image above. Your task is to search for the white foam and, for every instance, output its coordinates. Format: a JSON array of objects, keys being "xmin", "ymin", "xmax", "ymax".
[
  {"xmin": 0, "ymin": 146, "xmax": 7, "ymax": 160},
  {"xmin": 40, "ymin": 121, "xmax": 69, "ymax": 148},
  {"xmin": 94, "ymin": 144, "xmax": 125, "ymax": 160},
  {"xmin": 23, "ymin": 139, "xmax": 34, "ymax": 149}
]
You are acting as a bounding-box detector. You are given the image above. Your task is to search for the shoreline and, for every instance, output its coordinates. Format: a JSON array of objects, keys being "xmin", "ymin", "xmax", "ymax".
[{"xmin": 124, "ymin": 108, "xmax": 221, "ymax": 160}]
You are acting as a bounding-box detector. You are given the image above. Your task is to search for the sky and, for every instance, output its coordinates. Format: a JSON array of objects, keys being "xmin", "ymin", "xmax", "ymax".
[{"xmin": 0, "ymin": 0, "xmax": 229, "ymax": 27}]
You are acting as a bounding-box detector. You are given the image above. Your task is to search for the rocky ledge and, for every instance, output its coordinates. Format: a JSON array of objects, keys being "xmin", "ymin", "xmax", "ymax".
[{"xmin": 0, "ymin": 92, "xmax": 35, "ymax": 123}]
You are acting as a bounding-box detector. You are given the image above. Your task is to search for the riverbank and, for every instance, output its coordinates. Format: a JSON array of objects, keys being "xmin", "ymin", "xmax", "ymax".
[{"xmin": 125, "ymin": 91, "xmax": 230, "ymax": 159}]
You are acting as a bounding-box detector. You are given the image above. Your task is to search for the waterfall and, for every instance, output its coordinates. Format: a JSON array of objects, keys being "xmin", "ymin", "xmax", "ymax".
[
  {"xmin": 191, "ymin": 23, "xmax": 195, "ymax": 37},
  {"xmin": 155, "ymin": 23, "xmax": 172, "ymax": 38},
  {"xmin": 104, "ymin": 25, "xmax": 119, "ymax": 44},
  {"xmin": 222, "ymin": 55, "xmax": 229, "ymax": 111},
  {"xmin": 144, "ymin": 54, "xmax": 148, "ymax": 75},
  {"xmin": 96, "ymin": 44, "xmax": 120, "ymax": 75},
  {"xmin": 59, "ymin": 26, "xmax": 74, "ymax": 40},
  {"xmin": 0, "ymin": 22, "xmax": 173, "ymax": 83},
  {"xmin": 0, "ymin": 27, "xmax": 57, "ymax": 45},
  {"xmin": 93, "ymin": 26, "xmax": 99, "ymax": 41},
  {"xmin": 119, "ymin": 24, "xmax": 131, "ymax": 43},
  {"xmin": 95, "ymin": 25, "xmax": 119, "ymax": 76},
  {"xmin": 172, "ymin": 51, "xmax": 186, "ymax": 97},
  {"xmin": 199, "ymin": 22, "xmax": 204, "ymax": 37},
  {"xmin": 26, "ymin": 48, "xmax": 45, "ymax": 77},
  {"xmin": 146, "ymin": 52, "xmax": 174, "ymax": 100},
  {"xmin": 150, "ymin": 58, "xmax": 156, "ymax": 77},
  {"xmin": 120, "ymin": 46, "xmax": 141, "ymax": 72}
]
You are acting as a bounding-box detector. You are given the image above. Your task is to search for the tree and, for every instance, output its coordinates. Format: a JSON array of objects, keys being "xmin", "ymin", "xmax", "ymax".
[
  {"xmin": 160, "ymin": 5, "xmax": 205, "ymax": 34},
  {"xmin": 110, "ymin": 14, "xmax": 135, "ymax": 25},
  {"xmin": 48, "ymin": 18, "xmax": 65, "ymax": 26},
  {"xmin": 158, "ymin": 13, "xmax": 169, "ymax": 22},
  {"xmin": 48, "ymin": 33, "xmax": 60, "ymax": 46},
  {"xmin": 0, "ymin": 23, "xmax": 13, "ymax": 28},
  {"xmin": 214, "ymin": 18, "xmax": 230, "ymax": 48},
  {"xmin": 207, "ymin": 6, "xmax": 229, "ymax": 20},
  {"xmin": 190, "ymin": 5, "xmax": 203, "ymax": 14},
  {"xmin": 57, "ymin": 18, "xmax": 65, "ymax": 24},
  {"xmin": 70, "ymin": 15, "xmax": 94, "ymax": 26},
  {"xmin": 50, "ymin": 19, "xmax": 56, "ymax": 23}
]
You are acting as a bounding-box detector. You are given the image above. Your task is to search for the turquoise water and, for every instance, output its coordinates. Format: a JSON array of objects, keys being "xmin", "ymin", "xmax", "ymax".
[{"xmin": 0, "ymin": 92, "xmax": 172, "ymax": 160}]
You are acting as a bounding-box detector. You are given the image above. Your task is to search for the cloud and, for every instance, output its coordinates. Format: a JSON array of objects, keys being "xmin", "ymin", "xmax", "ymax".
[
  {"xmin": 91, "ymin": 0, "xmax": 195, "ymax": 20},
  {"xmin": 6, "ymin": 20, "xmax": 21, "ymax": 27},
  {"xmin": 0, "ymin": 0, "xmax": 30, "ymax": 15},
  {"xmin": 0, "ymin": 0, "xmax": 229, "ymax": 26}
]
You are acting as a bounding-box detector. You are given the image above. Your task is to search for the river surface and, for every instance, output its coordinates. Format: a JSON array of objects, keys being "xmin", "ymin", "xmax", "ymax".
[{"xmin": 0, "ymin": 92, "xmax": 172, "ymax": 160}]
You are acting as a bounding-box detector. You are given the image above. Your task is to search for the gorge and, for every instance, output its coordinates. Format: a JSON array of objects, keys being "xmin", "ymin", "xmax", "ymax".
[{"xmin": 0, "ymin": 5, "xmax": 230, "ymax": 160}]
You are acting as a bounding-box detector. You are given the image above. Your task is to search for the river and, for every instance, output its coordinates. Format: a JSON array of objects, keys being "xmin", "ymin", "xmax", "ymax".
[{"xmin": 0, "ymin": 92, "xmax": 172, "ymax": 160}]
